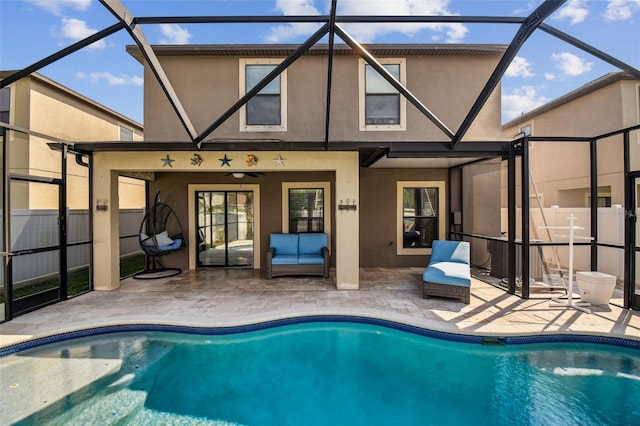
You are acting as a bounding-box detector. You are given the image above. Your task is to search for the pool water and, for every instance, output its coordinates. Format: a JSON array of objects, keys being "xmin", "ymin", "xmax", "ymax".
[{"xmin": 7, "ymin": 322, "xmax": 640, "ymax": 425}]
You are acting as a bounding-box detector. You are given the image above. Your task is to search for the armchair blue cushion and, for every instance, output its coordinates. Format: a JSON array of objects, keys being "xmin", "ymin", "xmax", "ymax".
[
  {"xmin": 423, "ymin": 240, "xmax": 471, "ymax": 303},
  {"xmin": 422, "ymin": 262, "xmax": 470, "ymax": 287},
  {"xmin": 429, "ymin": 239, "xmax": 470, "ymax": 265}
]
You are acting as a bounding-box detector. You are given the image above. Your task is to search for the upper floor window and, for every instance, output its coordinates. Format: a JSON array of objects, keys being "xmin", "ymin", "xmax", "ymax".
[
  {"xmin": 0, "ymin": 87, "xmax": 10, "ymax": 124},
  {"xmin": 119, "ymin": 124, "xmax": 133, "ymax": 141},
  {"xmin": 636, "ymin": 83, "xmax": 640, "ymax": 144},
  {"xmin": 359, "ymin": 58, "xmax": 406, "ymax": 131},
  {"xmin": 239, "ymin": 59, "xmax": 287, "ymax": 132}
]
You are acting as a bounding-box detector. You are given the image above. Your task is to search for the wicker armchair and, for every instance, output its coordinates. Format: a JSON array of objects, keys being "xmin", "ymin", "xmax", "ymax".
[{"xmin": 266, "ymin": 233, "xmax": 330, "ymax": 279}]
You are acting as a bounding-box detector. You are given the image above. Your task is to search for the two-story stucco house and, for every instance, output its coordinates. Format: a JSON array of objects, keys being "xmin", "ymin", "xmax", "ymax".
[
  {"xmin": 83, "ymin": 43, "xmax": 508, "ymax": 291},
  {"xmin": 0, "ymin": 71, "xmax": 145, "ymax": 210},
  {"xmin": 502, "ymin": 72, "xmax": 640, "ymax": 209}
]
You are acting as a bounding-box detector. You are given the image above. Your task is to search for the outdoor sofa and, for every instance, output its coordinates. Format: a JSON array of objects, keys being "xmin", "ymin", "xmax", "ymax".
[
  {"xmin": 266, "ymin": 233, "xmax": 330, "ymax": 279},
  {"xmin": 422, "ymin": 240, "xmax": 471, "ymax": 304}
]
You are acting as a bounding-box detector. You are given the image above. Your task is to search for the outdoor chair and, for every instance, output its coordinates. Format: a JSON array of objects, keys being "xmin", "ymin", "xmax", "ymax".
[
  {"xmin": 422, "ymin": 240, "xmax": 471, "ymax": 304},
  {"xmin": 134, "ymin": 191, "xmax": 186, "ymax": 279}
]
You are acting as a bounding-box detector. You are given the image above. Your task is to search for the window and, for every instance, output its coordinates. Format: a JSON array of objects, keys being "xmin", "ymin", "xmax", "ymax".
[
  {"xmin": 359, "ymin": 58, "xmax": 406, "ymax": 131},
  {"xmin": 397, "ymin": 181, "xmax": 446, "ymax": 255},
  {"xmin": 239, "ymin": 59, "xmax": 287, "ymax": 132},
  {"xmin": 282, "ymin": 182, "xmax": 331, "ymax": 236},
  {"xmin": 520, "ymin": 124, "xmax": 532, "ymax": 136},
  {"xmin": 0, "ymin": 87, "xmax": 10, "ymax": 124},
  {"xmin": 119, "ymin": 125, "xmax": 133, "ymax": 141},
  {"xmin": 636, "ymin": 84, "xmax": 640, "ymax": 144},
  {"xmin": 288, "ymin": 188, "xmax": 324, "ymax": 233},
  {"xmin": 585, "ymin": 187, "xmax": 613, "ymax": 207}
]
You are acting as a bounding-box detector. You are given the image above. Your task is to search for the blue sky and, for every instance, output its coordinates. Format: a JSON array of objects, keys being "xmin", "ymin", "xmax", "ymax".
[{"xmin": 1, "ymin": 0, "xmax": 639, "ymax": 126}]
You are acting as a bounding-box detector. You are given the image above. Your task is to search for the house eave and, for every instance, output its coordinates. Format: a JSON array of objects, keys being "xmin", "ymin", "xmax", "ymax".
[{"xmin": 126, "ymin": 43, "xmax": 508, "ymax": 64}]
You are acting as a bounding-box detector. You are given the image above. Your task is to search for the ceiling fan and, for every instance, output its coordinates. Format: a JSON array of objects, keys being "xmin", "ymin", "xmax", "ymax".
[{"xmin": 225, "ymin": 172, "xmax": 265, "ymax": 178}]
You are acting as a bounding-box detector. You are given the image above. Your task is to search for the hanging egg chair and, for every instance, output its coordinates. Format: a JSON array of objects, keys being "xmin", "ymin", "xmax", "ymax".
[{"xmin": 133, "ymin": 191, "xmax": 187, "ymax": 279}]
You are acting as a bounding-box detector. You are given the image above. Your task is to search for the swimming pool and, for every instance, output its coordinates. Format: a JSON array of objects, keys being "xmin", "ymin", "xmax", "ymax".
[{"xmin": 2, "ymin": 317, "xmax": 640, "ymax": 425}]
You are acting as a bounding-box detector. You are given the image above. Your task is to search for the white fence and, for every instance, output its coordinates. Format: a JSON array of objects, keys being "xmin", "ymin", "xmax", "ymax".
[
  {"xmin": 501, "ymin": 205, "xmax": 627, "ymax": 281},
  {"xmin": 8, "ymin": 208, "xmax": 144, "ymax": 283}
]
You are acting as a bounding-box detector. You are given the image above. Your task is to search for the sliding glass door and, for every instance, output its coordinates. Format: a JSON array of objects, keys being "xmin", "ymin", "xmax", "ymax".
[{"xmin": 197, "ymin": 191, "xmax": 254, "ymax": 267}]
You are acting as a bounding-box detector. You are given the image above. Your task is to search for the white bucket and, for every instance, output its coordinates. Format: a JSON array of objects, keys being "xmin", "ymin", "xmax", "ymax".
[{"xmin": 576, "ymin": 271, "xmax": 616, "ymax": 305}]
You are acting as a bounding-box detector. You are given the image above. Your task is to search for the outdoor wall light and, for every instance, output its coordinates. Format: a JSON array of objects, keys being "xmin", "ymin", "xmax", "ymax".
[
  {"xmin": 96, "ymin": 199, "xmax": 108, "ymax": 212},
  {"xmin": 338, "ymin": 198, "xmax": 357, "ymax": 211}
]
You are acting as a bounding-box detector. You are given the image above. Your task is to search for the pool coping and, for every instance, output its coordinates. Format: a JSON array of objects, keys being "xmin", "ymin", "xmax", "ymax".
[{"xmin": 3, "ymin": 313, "xmax": 640, "ymax": 357}]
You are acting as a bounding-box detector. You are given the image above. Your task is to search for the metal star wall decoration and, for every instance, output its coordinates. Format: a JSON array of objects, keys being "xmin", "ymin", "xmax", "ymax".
[
  {"xmin": 219, "ymin": 154, "xmax": 232, "ymax": 167},
  {"xmin": 191, "ymin": 153, "xmax": 203, "ymax": 166},
  {"xmin": 273, "ymin": 154, "xmax": 286, "ymax": 167},
  {"xmin": 161, "ymin": 154, "xmax": 175, "ymax": 167}
]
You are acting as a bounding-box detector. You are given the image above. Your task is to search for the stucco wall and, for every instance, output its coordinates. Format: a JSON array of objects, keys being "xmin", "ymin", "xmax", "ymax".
[
  {"xmin": 461, "ymin": 159, "xmax": 502, "ymax": 264},
  {"xmin": 359, "ymin": 167, "xmax": 448, "ymax": 267},
  {"xmin": 144, "ymin": 52, "xmax": 503, "ymax": 142}
]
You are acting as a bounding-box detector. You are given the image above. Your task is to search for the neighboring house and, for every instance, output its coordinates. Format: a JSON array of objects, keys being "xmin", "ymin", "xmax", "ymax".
[
  {"xmin": 0, "ymin": 71, "xmax": 145, "ymax": 210},
  {"xmin": 502, "ymin": 72, "xmax": 640, "ymax": 209},
  {"xmin": 82, "ymin": 43, "xmax": 507, "ymax": 291}
]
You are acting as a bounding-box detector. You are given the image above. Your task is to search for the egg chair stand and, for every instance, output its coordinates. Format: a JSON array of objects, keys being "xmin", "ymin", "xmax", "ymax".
[{"xmin": 133, "ymin": 191, "xmax": 187, "ymax": 280}]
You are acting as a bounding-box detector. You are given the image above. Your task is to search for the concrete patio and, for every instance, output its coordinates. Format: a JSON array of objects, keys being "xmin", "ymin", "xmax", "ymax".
[{"xmin": 1, "ymin": 267, "xmax": 639, "ymax": 349}]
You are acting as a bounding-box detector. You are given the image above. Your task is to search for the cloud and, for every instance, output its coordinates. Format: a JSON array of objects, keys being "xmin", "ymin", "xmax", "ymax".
[
  {"xmin": 551, "ymin": 52, "xmax": 593, "ymax": 76},
  {"xmin": 512, "ymin": 2, "xmax": 538, "ymax": 15},
  {"xmin": 505, "ymin": 56, "xmax": 534, "ymax": 78},
  {"xmin": 76, "ymin": 71, "xmax": 143, "ymax": 86},
  {"xmin": 158, "ymin": 24, "xmax": 192, "ymax": 44},
  {"xmin": 264, "ymin": 0, "xmax": 326, "ymax": 42},
  {"xmin": 604, "ymin": 0, "xmax": 640, "ymax": 21},
  {"xmin": 502, "ymin": 86, "xmax": 549, "ymax": 121},
  {"xmin": 265, "ymin": 0, "xmax": 468, "ymax": 43},
  {"xmin": 55, "ymin": 17, "xmax": 106, "ymax": 50},
  {"xmin": 26, "ymin": 0, "xmax": 90, "ymax": 16},
  {"xmin": 555, "ymin": 0, "xmax": 589, "ymax": 24}
]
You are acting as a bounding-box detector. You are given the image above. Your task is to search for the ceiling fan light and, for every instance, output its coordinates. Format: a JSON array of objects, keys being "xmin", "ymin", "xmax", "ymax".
[{"xmin": 232, "ymin": 173, "xmax": 245, "ymax": 178}]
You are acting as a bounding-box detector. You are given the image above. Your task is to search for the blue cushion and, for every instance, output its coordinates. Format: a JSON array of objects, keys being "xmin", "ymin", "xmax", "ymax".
[
  {"xmin": 147, "ymin": 238, "xmax": 182, "ymax": 255},
  {"xmin": 162, "ymin": 238, "xmax": 182, "ymax": 250},
  {"xmin": 423, "ymin": 261, "xmax": 471, "ymax": 287},
  {"xmin": 429, "ymin": 240, "xmax": 470, "ymax": 264},
  {"xmin": 298, "ymin": 233, "xmax": 327, "ymax": 255},
  {"xmin": 270, "ymin": 234, "xmax": 299, "ymax": 256},
  {"xmin": 271, "ymin": 254, "xmax": 300, "ymax": 265},
  {"xmin": 298, "ymin": 254, "xmax": 325, "ymax": 265}
]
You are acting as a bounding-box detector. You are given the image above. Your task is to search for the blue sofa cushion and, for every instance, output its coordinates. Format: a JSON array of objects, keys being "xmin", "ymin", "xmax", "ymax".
[
  {"xmin": 270, "ymin": 234, "xmax": 299, "ymax": 256},
  {"xmin": 271, "ymin": 254, "xmax": 300, "ymax": 265},
  {"xmin": 298, "ymin": 233, "xmax": 327, "ymax": 255},
  {"xmin": 423, "ymin": 261, "xmax": 471, "ymax": 287},
  {"xmin": 430, "ymin": 240, "xmax": 470, "ymax": 264},
  {"xmin": 297, "ymin": 254, "xmax": 326, "ymax": 265}
]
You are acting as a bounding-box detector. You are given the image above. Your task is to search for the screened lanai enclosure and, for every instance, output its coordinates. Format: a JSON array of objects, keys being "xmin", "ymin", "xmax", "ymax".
[{"xmin": 1, "ymin": 0, "xmax": 640, "ymax": 322}]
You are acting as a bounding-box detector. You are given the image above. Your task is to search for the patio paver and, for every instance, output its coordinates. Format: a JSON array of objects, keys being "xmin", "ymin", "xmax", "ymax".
[{"xmin": 2, "ymin": 267, "xmax": 639, "ymax": 349}]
